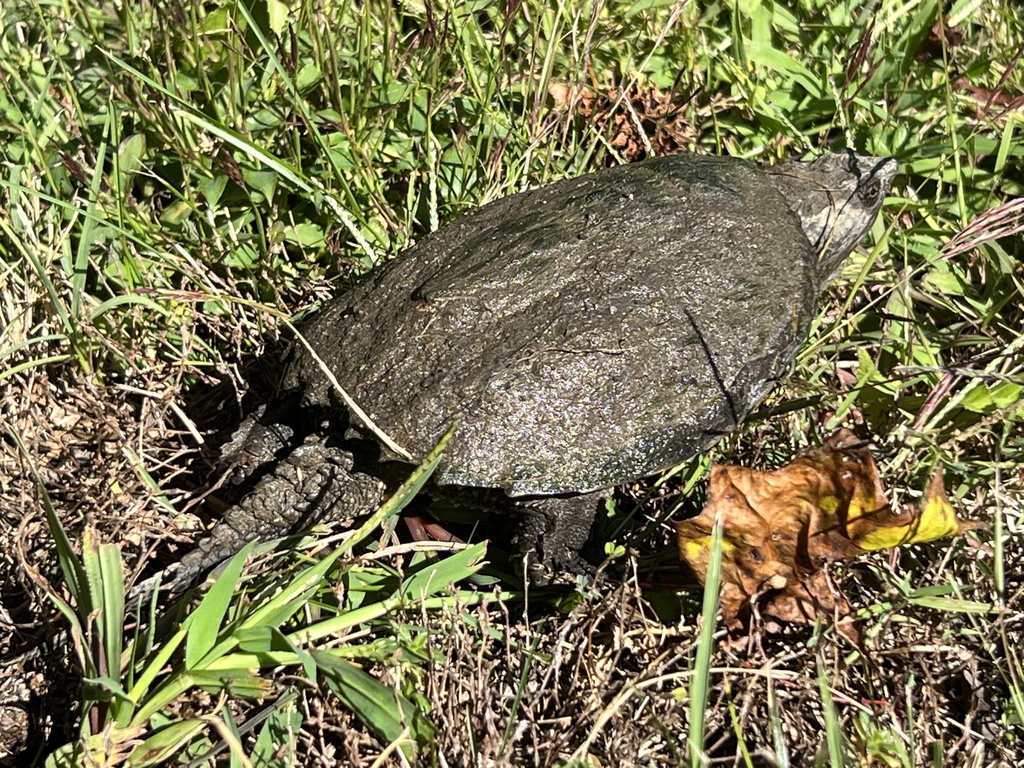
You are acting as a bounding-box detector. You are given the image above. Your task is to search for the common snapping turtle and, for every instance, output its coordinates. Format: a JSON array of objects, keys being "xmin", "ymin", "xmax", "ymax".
[{"xmin": 174, "ymin": 149, "xmax": 897, "ymax": 589}]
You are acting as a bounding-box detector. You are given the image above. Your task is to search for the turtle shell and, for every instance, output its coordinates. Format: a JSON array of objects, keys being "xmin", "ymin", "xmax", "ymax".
[{"xmin": 288, "ymin": 154, "xmax": 820, "ymax": 496}]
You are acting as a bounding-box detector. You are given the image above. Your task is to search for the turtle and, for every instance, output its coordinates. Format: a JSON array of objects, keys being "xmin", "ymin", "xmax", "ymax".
[{"xmin": 171, "ymin": 148, "xmax": 898, "ymax": 590}]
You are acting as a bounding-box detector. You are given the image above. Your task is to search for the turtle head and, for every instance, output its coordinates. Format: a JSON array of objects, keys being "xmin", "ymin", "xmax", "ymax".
[{"xmin": 767, "ymin": 150, "xmax": 898, "ymax": 284}]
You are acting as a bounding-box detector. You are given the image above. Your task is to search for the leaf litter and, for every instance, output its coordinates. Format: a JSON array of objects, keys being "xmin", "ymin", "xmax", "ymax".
[{"xmin": 676, "ymin": 429, "xmax": 985, "ymax": 641}]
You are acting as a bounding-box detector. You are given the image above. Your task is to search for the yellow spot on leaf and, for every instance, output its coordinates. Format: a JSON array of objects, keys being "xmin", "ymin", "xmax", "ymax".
[
  {"xmin": 818, "ymin": 495, "xmax": 839, "ymax": 515},
  {"xmin": 854, "ymin": 468, "xmax": 982, "ymax": 551}
]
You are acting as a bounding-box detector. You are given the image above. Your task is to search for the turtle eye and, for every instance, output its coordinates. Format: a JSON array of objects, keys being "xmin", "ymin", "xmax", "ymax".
[{"xmin": 859, "ymin": 178, "xmax": 881, "ymax": 207}]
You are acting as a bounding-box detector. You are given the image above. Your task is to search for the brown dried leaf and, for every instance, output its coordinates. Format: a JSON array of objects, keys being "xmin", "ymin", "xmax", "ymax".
[
  {"xmin": 677, "ymin": 429, "xmax": 984, "ymax": 638},
  {"xmin": 762, "ymin": 570, "xmax": 860, "ymax": 644}
]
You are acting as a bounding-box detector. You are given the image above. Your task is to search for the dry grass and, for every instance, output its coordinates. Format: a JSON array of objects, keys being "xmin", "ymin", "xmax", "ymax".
[{"xmin": 2, "ymin": 363, "xmax": 1017, "ymax": 764}]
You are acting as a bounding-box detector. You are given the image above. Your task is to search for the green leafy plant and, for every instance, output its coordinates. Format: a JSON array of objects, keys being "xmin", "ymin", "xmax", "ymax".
[{"xmin": 41, "ymin": 427, "xmax": 486, "ymax": 764}]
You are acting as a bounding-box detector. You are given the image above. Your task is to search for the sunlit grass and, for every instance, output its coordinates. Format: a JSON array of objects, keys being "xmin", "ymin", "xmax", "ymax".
[{"xmin": 1, "ymin": 0, "xmax": 1021, "ymax": 763}]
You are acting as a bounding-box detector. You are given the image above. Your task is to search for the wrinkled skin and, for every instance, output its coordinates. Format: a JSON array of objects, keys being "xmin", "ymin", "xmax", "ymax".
[{"xmin": 188, "ymin": 150, "xmax": 898, "ymax": 587}]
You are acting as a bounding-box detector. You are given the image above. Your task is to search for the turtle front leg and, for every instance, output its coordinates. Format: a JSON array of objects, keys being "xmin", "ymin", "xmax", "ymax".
[
  {"xmin": 513, "ymin": 493, "xmax": 603, "ymax": 586},
  {"xmin": 159, "ymin": 434, "xmax": 385, "ymax": 596}
]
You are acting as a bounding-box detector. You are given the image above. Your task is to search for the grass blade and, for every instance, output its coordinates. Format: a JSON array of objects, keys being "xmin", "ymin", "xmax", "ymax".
[
  {"xmin": 184, "ymin": 541, "xmax": 256, "ymax": 669},
  {"xmin": 689, "ymin": 509, "xmax": 723, "ymax": 767},
  {"xmin": 817, "ymin": 656, "xmax": 847, "ymax": 767},
  {"xmin": 313, "ymin": 650, "xmax": 434, "ymax": 756}
]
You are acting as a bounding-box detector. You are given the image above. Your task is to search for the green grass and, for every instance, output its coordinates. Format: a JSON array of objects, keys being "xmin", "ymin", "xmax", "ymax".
[{"xmin": 1, "ymin": 0, "xmax": 1022, "ymax": 765}]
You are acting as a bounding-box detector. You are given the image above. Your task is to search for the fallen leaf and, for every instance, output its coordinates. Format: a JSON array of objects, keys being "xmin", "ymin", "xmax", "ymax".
[
  {"xmin": 676, "ymin": 429, "xmax": 984, "ymax": 640},
  {"xmin": 762, "ymin": 570, "xmax": 859, "ymax": 644},
  {"xmin": 851, "ymin": 466, "xmax": 985, "ymax": 551}
]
